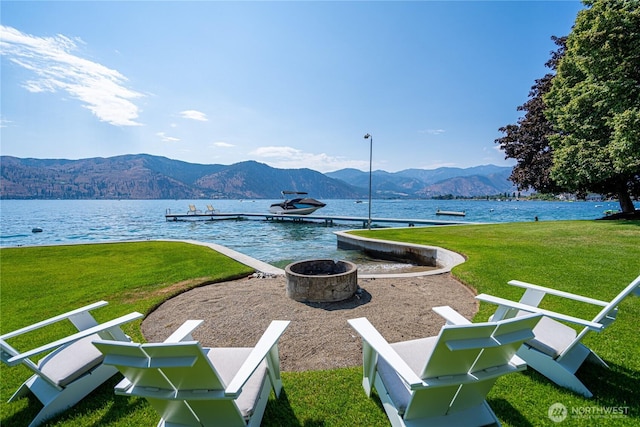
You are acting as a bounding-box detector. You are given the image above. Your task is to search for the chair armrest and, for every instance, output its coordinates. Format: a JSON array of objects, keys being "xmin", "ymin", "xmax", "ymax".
[
  {"xmin": 510, "ymin": 354, "xmax": 527, "ymax": 369},
  {"xmin": 433, "ymin": 306, "xmax": 472, "ymax": 325},
  {"xmin": 114, "ymin": 377, "xmax": 134, "ymax": 393},
  {"xmin": 476, "ymin": 294, "xmax": 603, "ymax": 331},
  {"xmin": 508, "ymin": 280, "xmax": 609, "ymax": 307},
  {"xmin": 348, "ymin": 317, "xmax": 424, "ymax": 390},
  {"xmin": 0, "ymin": 301, "xmax": 109, "ymax": 340},
  {"xmin": 225, "ymin": 320, "xmax": 290, "ymax": 397},
  {"xmin": 164, "ymin": 320, "xmax": 204, "ymax": 343},
  {"xmin": 7, "ymin": 311, "xmax": 143, "ymax": 364}
]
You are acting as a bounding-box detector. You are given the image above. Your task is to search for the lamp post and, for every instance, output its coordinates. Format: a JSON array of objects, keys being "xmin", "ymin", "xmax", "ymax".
[{"xmin": 364, "ymin": 133, "xmax": 372, "ymax": 229}]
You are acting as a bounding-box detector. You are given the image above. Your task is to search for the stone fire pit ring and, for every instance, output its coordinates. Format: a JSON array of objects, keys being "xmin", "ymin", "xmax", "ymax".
[{"xmin": 285, "ymin": 259, "xmax": 358, "ymax": 302}]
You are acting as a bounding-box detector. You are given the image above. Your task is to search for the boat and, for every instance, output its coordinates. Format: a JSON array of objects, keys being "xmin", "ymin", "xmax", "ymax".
[
  {"xmin": 436, "ymin": 209, "xmax": 466, "ymax": 217},
  {"xmin": 269, "ymin": 191, "xmax": 326, "ymax": 215}
]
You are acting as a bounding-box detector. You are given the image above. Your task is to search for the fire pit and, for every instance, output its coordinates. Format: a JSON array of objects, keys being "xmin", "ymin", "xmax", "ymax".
[{"xmin": 285, "ymin": 259, "xmax": 358, "ymax": 302}]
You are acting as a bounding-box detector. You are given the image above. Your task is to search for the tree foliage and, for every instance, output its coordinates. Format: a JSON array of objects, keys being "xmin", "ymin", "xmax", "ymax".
[
  {"xmin": 544, "ymin": 0, "xmax": 640, "ymax": 212},
  {"xmin": 497, "ymin": 1, "xmax": 640, "ymax": 212},
  {"xmin": 496, "ymin": 37, "xmax": 566, "ymax": 194}
]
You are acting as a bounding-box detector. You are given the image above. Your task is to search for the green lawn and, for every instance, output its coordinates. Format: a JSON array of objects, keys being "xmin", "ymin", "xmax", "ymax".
[{"xmin": 1, "ymin": 221, "xmax": 639, "ymax": 426}]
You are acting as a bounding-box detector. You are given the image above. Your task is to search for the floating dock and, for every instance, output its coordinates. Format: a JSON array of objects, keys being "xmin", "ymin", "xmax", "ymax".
[
  {"xmin": 436, "ymin": 209, "xmax": 466, "ymax": 217},
  {"xmin": 165, "ymin": 210, "xmax": 467, "ymax": 228}
]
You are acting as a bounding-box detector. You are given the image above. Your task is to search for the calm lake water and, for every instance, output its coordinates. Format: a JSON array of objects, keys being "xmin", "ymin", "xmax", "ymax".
[{"xmin": 0, "ymin": 199, "xmax": 632, "ymax": 270}]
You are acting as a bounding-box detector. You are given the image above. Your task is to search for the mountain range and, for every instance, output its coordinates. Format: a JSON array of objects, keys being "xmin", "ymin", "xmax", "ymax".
[{"xmin": 0, "ymin": 154, "xmax": 517, "ymax": 199}]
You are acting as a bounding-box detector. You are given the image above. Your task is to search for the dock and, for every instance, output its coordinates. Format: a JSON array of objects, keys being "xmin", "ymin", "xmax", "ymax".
[
  {"xmin": 436, "ymin": 209, "xmax": 466, "ymax": 217},
  {"xmin": 164, "ymin": 210, "xmax": 467, "ymax": 228}
]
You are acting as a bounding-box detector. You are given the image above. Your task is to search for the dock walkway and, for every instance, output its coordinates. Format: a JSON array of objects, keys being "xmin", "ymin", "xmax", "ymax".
[{"xmin": 164, "ymin": 211, "xmax": 467, "ymax": 228}]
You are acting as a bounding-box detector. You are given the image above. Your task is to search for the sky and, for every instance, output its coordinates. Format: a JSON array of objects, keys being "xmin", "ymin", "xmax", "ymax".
[{"xmin": 1, "ymin": 1, "xmax": 585, "ymax": 173}]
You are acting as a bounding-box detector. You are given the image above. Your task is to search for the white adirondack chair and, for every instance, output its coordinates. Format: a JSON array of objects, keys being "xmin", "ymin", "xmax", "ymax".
[
  {"xmin": 475, "ymin": 274, "xmax": 640, "ymax": 397},
  {"xmin": 0, "ymin": 301, "xmax": 143, "ymax": 427},
  {"xmin": 93, "ymin": 319, "xmax": 290, "ymax": 427},
  {"xmin": 348, "ymin": 306, "xmax": 542, "ymax": 427}
]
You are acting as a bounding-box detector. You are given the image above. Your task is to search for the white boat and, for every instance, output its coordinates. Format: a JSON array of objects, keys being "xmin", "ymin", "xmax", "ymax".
[
  {"xmin": 269, "ymin": 191, "xmax": 326, "ymax": 215},
  {"xmin": 436, "ymin": 209, "xmax": 466, "ymax": 217}
]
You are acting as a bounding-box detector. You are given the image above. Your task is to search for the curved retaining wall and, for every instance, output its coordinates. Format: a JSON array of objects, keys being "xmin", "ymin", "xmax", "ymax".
[{"xmin": 334, "ymin": 231, "xmax": 466, "ymax": 278}]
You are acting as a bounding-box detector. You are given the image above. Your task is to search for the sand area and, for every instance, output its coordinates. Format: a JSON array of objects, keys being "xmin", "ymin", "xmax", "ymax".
[{"xmin": 142, "ymin": 273, "xmax": 478, "ymax": 372}]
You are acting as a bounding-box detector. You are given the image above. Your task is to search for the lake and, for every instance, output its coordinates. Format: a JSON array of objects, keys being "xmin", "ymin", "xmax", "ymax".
[{"xmin": 0, "ymin": 199, "xmax": 631, "ymax": 270}]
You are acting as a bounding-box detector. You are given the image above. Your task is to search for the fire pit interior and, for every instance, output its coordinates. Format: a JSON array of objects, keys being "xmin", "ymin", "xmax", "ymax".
[{"xmin": 285, "ymin": 259, "xmax": 358, "ymax": 302}]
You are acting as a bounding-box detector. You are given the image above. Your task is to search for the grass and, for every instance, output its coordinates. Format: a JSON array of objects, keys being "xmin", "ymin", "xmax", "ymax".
[
  {"xmin": 1, "ymin": 221, "xmax": 639, "ymax": 426},
  {"xmin": 0, "ymin": 241, "xmax": 255, "ymax": 426},
  {"xmin": 351, "ymin": 220, "xmax": 640, "ymax": 426}
]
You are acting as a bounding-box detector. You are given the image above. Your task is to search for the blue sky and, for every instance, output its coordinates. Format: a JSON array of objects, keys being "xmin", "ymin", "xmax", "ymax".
[{"xmin": 1, "ymin": 1, "xmax": 584, "ymax": 173}]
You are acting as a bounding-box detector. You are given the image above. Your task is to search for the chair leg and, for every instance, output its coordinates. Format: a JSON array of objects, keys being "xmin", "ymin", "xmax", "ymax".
[
  {"xmin": 8, "ymin": 375, "xmax": 57, "ymax": 403},
  {"xmin": 517, "ymin": 346, "xmax": 593, "ymax": 398},
  {"xmin": 26, "ymin": 365, "xmax": 117, "ymax": 427},
  {"xmin": 373, "ymin": 373, "xmax": 407, "ymax": 427},
  {"xmin": 586, "ymin": 350, "xmax": 609, "ymax": 368},
  {"xmin": 247, "ymin": 375, "xmax": 273, "ymax": 427},
  {"xmin": 266, "ymin": 349, "xmax": 283, "ymax": 397}
]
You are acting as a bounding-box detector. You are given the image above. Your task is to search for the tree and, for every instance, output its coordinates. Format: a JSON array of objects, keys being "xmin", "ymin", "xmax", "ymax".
[
  {"xmin": 496, "ymin": 37, "xmax": 567, "ymax": 194},
  {"xmin": 544, "ymin": 0, "xmax": 640, "ymax": 213}
]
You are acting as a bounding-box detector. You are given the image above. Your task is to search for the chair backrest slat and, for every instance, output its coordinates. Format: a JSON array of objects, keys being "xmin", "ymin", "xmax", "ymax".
[
  {"xmin": 472, "ymin": 313, "xmax": 540, "ymax": 373},
  {"xmin": 555, "ymin": 276, "xmax": 639, "ymax": 360},
  {"xmin": 405, "ymin": 313, "xmax": 542, "ymax": 421},
  {"xmin": 420, "ymin": 323, "xmax": 496, "ymax": 379},
  {"xmin": 593, "ymin": 275, "xmax": 640, "ymax": 324},
  {"xmin": 142, "ymin": 342, "xmax": 225, "ymax": 390},
  {"xmin": 93, "ymin": 340, "xmax": 173, "ymax": 390}
]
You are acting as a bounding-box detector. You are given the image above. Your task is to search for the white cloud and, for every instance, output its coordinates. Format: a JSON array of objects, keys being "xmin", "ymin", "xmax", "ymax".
[
  {"xmin": 0, "ymin": 25, "xmax": 144, "ymax": 126},
  {"xmin": 157, "ymin": 132, "xmax": 180, "ymax": 142},
  {"xmin": 420, "ymin": 129, "xmax": 446, "ymax": 135},
  {"xmin": 251, "ymin": 146, "xmax": 300, "ymax": 158},
  {"xmin": 179, "ymin": 110, "xmax": 208, "ymax": 121},
  {"xmin": 250, "ymin": 146, "xmax": 367, "ymax": 172},
  {"xmin": 213, "ymin": 141, "xmax": 235, "ymax": 148}
]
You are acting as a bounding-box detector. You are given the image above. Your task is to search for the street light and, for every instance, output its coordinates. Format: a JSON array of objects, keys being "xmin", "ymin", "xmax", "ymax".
[{"xmin": 364, "ymin": 133, "xmax": 372, "ymax": 229}]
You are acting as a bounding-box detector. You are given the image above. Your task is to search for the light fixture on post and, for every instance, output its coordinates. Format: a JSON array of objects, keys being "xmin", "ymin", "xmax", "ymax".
[{"xmin": 364, "ymin": 133, "xmax": 372, "ymax": 229}]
